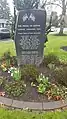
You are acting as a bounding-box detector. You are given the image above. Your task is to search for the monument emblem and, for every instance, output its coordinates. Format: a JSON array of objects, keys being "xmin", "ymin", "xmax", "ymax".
[
  {"xmin": 22, "ymin": 13, "xmax": 35, "ymax": 22},
  {"xmin": 14, "ymin": 9, "xmax": 46, "ymax": 66}
]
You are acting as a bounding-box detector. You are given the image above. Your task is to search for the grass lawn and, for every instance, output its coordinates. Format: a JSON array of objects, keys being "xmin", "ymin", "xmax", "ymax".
[
  {"xmin": 45, "ymin": 34, "xmax": 67, "ymax": 61},
  {"xmin": 0, "ymin": 108, "xmax": 67, "ymax": 119},
  {"xmin": 0, "ymin": 34, "xmax": 67, "ymax": 61},
  {"xmin": 0, "ymin": 40, "xmax": 16, "ymax": 57}
]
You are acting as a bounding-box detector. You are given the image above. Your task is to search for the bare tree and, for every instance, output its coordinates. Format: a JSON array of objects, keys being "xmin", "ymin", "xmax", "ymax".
[
  {"xmin": 42, "ymin": 0, "xmax": 67, "ymax": 35},
  {"xmin": 0, "ymin": 0, "xmax": 11, "ymax": 20}
]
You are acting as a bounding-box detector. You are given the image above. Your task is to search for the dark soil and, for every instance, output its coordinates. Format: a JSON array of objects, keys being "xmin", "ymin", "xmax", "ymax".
[{"xmin": 0, "ymin": 65, "xmax": 55, "ymax": 102}]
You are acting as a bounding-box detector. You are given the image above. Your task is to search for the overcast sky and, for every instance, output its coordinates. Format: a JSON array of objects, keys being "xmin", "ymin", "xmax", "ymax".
[
  {"xmin": 7, "ymin": 0, "xmax": 62, "ymax": 16},
  {"xmin": 7, "ymin": 0, "xmax": 14, "ymax": 15}
]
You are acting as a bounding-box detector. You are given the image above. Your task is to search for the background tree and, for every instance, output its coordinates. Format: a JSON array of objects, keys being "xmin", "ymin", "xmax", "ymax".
[
  {"xmin": 42, "ymin": 0, "xmax": 67, "ymax": 35},
  {"xmin": 0, "ymin": 0, "xmax": 11, "ymax": 20},
  {"xmin": 47, "ymin": 11, "xmax": 58, "ymax": 27},
  {"xmin": 13, "ymin": 0, "xmax": 40, "ymax": 10}
]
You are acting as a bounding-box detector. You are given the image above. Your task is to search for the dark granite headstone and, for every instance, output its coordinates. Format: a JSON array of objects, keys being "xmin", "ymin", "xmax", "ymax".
[{"xmin": 14, "ymin": 9, "xmax": 46, "ymax": 66}]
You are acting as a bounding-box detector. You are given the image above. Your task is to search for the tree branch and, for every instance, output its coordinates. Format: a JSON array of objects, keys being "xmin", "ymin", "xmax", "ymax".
[
  {"xmin": 42, "ymin": 2, "xmax": 62, "ymax": 9},
  {"xmin": 41, "ymin": 0, "xmax": 48, "ymax": 8}
]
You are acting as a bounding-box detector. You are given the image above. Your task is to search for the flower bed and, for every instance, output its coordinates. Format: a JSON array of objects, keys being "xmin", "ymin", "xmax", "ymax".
[{"xmin": 0, "ymin": 52, "xmax": 67, "ymax": 102}]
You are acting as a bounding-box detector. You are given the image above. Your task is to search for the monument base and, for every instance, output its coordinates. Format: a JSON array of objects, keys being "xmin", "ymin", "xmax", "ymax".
[{"xmin": 17, "ymin": 55, "xmax": 44, "ymax": 66}]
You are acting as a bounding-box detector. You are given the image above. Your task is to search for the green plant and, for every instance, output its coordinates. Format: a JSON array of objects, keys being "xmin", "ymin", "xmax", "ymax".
[
  {"xmin": 9, "ymin": 67, "xmax": 21, "ymax": 81},
  {"xmin": 53, "ymin": 66, "xmax": 67, "ymax": 86},
  {"xmin": 12, "ymin": 68, "xmax": 21, "ymax": 81},
  {"xmin": 10, "ymin": 56, "xmax": 17, "ymax": 66},
  {"xmin": 0, "ymin": 77, "xmax": 4, "ymax": 86},
  {"xmin": 31, "ymin": 82, "xmax": 36, "ymax": 87},
  {"xmin": 1, "ymin": 51, "xmax": 17, "ymax": 69},
  {"xmin": 47, "ymin": 63, "xmax": 55, "ymax": 69},
  {"xmin": 36, "ymin": 73, "xmax": 49, "ymax": 85},
  {"xmin": 36, "ymin": 74, "xmax": 50, "ymax": 94},
  {"xmin": 43, "ymin": 54, "xmax": 60, "ymax": 66},
  {"xmin": 37, "ymin": 83, "xmax": 46, "ymax": 93},
  {"xmin": 2, "ymin": 51, "xmax": 11, "ymax": 60},
  {"xmin": 21, "ymin": 65, "xmax": 39, "ymax": 81},
  {"xmin": 46, "ymin": 84, "xmax": 67, "ymax": 101},
  {"xmin": 4, "ymin": 81, "xmax": 26, "ymax": 97}
]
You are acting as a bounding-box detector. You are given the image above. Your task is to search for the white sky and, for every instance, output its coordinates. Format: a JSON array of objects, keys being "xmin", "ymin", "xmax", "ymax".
[
  {"xmin": 7, "ymin": 0, "xmax": 62, "ymax": 16},
  {"xmin": 7, "ymin": 0, "xmax": 14, "ymax": 15}
]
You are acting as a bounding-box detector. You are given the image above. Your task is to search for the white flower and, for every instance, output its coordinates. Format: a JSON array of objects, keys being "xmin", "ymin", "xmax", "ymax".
[
  {"xmin": 24, "ymin": 84, "xmax": 26, "ymax": 87},
  {"xmin": 10, "ymin": 67, "xmax": 14, "ymax": 70},
  {"xmin": 11, "ymin": 73, "xmax": 13, "ymax": 77},
  {"xmin": 40, "ymin": 78, "xmax": 42, "ymax": 81},
  {"xmin": 43, "ymin": 75, "xmax": 45, "ymax": 79},
  {"xmin": 14, "ymin": 68, "xmax": 17, "ymax": 70},
  {"xmin": 65, "ymin": 92, "xmax": 67, "ymax": 94},
  {"xmin": 40, "ymin": 73, "xmax": 43, "ymax": 76},
  {"xmin": 8, "ymin": 71, "xmax": 10, "ymax": 74}
]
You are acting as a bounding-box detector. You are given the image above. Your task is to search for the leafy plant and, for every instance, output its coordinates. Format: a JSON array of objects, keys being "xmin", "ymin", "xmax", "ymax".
[
  {"xmin": 53, "ymin": 66, "xmax": 67, "ymax": 86},
  {"xmin": 36, "ymin": 73, "xmax": 50, "ymax": 94},
  {"xmin": 4, "ymin": 81, "xmax": 26, "ymax": 97},
  {"xmin": 2, "ymin": 51, "xmax": 11, "ymax": 60},
  {"xmin": 10, "ymin": 56, "xmax": 17, "ymax": 66},
  {"xmin": 1, "ymin": 62, "xmax": 7, "ymax": 72},
  {"xmin": 37, "ymin": 83, "xmax": 46, "ymax": 93},
  {"xmin": 31, "ymin": 82, "xmax": 36, "ymax": 87},
  {"xmin": 36, "ymin": 73, "xmax": 49, "ymax": 84},
  {"xmin": 8, "ymin": 67, "xmax": 21, "ymax": 81},
  {"xmin": 42, "ymin": 54, "xmax": 60, "ymax": 66},
  {"xmin": 46, "ymin": 84, "xmax": 67, "ymax": 101},
  {"xmin": 0, "ymin": 77, "xmax": 4, "ymax": 86},
  {"xmin": 1, "ymin": 51, "xmax": 17, "ymax": 69},
  {"xmin": 21, "ymin": 65, "xmax": 39, "ymax": 81},
  {"xmin": 47, "ymin": 63, "xmax": 55, "ymax": 69}
]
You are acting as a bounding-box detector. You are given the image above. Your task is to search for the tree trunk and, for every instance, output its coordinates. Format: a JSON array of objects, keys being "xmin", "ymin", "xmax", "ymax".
[
  {"xmin": 59, "ymin": 0, "xmax": 66, "ymax": 35},
  {"xmin": 59, "ymin": 23, "xmax": 64, "ymax": 35}
]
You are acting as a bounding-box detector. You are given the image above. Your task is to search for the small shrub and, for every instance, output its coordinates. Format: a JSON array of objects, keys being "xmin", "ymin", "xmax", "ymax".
[
  {"xmin": 21, "ymin": 65, "xmax": 39, "ymax": 81},
  {"xmin": 1, "ymin": 51, "xmax": 17, "ymax": 69},
  {"xmin": 47, "ymin": 63, "xmax": 55, "ymax": 69},
  {"xmin": 10, "ymin": 56, "xmax": 17, "ymax": 66},
  {"xmin": 42, "ymin": 54, "xmax": 60, "ymax": 66},
  {"xmin": 4, "ymin": 81, "xmax": 26, "ymax": 97},
  {"xmin": 46, "ymin": 84, "xmax": 67, "ymax": 101},
  {"xmin": 0, "ymin": 77, "xmax": 5, "ymax": 87},
  {"xmin": 53, "ymin": 66, "xmax": 67, "ymax": 86},
  {"xmin": 2, "ymin": 51, "xmax": 11, "ymax": 60}
]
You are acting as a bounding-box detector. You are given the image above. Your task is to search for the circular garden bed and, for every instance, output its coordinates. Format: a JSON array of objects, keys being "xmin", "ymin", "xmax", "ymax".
[{"xmin": 0, "ymin": 51, "xmax": 67, "ymax": 103}]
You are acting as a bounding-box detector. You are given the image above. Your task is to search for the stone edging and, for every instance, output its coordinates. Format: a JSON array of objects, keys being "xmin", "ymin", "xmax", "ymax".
[{"xmin": 0, "ymin": 96, "xmax": 67, "ymax": 110}]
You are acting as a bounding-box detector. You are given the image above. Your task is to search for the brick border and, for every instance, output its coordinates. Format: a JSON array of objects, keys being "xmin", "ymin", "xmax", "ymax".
[{"xmin": 0, "ymin": 96, "xmax": 67, "ymax": 110}]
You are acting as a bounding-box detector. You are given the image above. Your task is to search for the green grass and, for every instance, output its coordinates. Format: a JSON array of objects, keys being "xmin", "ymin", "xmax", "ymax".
[
  {"xmin": 45, "ymin": 34, "xmax": 67, "ymax": 61},
  {"xmin": 0, "ymin": 34, "xmax": 67, "ymax": 61},
  {"xmin": 0, "ymin": 40, "xmax": 16, "ymax": 56},
  {"xmin": 0, "ymin": 108, "xmax": 67, "ymax": 119}
]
